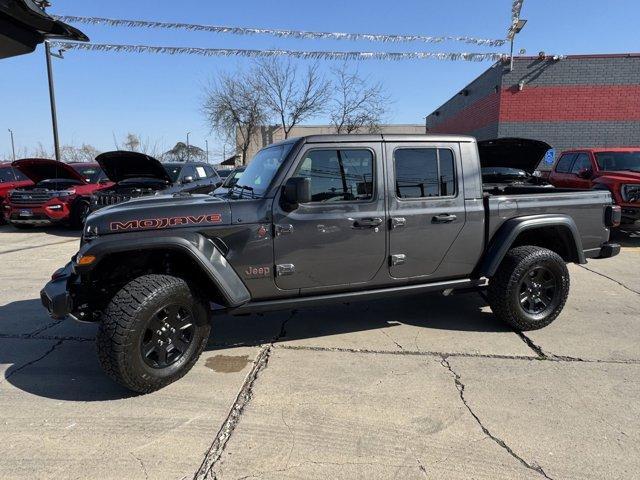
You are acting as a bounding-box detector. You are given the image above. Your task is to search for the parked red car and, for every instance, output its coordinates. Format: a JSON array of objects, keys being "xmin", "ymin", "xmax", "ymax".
[
  {"xmin": 0, "ymin": 162, "xmax": 33, "ymax": 225},
  {"xmin": 549, "ymin": 148, "xmax": 640, "ymax": 226},
  {"xmin": 5, "ymin": 159, "xmax": 110, "ymax": 228}
]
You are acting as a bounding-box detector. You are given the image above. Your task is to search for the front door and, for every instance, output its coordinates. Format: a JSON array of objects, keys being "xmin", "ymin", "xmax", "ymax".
[
  {"xmin": 386, "ymin": 142, "xmax": 466, "ymax": 279},
  {"xmin": 273, "ymin": 143, "xmax": 386, "ymax": 290}
]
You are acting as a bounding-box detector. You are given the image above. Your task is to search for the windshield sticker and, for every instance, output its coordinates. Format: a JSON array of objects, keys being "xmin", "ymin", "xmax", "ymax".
[{"xmin": 110, "ymin": 213, "xmax": 222, "ymax": 231}]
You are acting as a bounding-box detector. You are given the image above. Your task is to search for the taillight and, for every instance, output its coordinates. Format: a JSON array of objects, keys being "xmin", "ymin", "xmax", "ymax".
[{"xmin": 605, "ymin": 205, "xmax": 621, "ymax": 227}]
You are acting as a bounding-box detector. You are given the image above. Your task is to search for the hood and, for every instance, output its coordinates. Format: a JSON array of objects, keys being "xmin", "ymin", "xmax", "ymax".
[
  {"xmin": 478, "ymin": 138, "xmax": 552, "ymax": 174},
  {"xmin": 0, "ymin": 0, "xmax": 88, "ymax": 60},
  {"xmin": 12, "ymin": 158, "xmax": 87, "ymax": 184},
  {"xmin": 85, "ymin": 193, "xmax": 232, "ymax": 235},
  {"xmin": 96, "ymin": 151, "xmax": 172, "ymax": 184}
]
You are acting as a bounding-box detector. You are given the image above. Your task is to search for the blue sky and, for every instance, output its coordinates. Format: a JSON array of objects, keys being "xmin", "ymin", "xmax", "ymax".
[{"xmin": 1, "ymin": 0, "xmax": 637, "ymax": 161}]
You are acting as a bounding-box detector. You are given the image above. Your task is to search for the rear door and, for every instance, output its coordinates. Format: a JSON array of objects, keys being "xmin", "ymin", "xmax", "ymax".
[
  {"xmin": 272, "ymin": 142, "xmax": 386, "ymax": 290},
  {"xmin": 567, "ymin": 153, "xmax": 594, "ymax": 189},
  {"xmin": 549, "ymin": 153, "xmax": 577, "ymax": 187},
  {"xmin": 386, "ymin": 142, "xmax": 466, "ymax": 279}
]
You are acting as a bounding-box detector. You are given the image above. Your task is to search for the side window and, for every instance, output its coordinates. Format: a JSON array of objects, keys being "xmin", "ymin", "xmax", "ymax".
[
  {"xmin": 203, "ymin": 165, "xmax": 217, "ymax": 178},
  {"xmin": 180, "ymin": 165, "xmax": 196, "ymax": 180},
  {"xmin": 293, "ymin": 149, "xmax": 374, "ymax": 202},
  {"xmin": 555, "ymin": 154, "xmax": 575, "ymax": 173},
  {"xmin": 570, "ymin": 153, "xmax": 591, "ymax": 174},
  {"xmin": 394, "ymin": 148, "xmax": 456, "ymax": 199}
]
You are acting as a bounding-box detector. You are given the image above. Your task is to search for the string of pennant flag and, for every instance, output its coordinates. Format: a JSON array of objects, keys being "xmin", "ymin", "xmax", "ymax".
[{"xmin": 50, "ymin": 0, "xmax": 524, "ymax": 63}]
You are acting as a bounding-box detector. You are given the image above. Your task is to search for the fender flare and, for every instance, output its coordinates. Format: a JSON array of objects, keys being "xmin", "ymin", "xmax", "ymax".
[
  {"xmin": 476, "ymin": 214, "xmax": 585, "ymax": 278},
  {"xmin": 77, "ymin": 231, "xmax": 250, "ymax": 307}
]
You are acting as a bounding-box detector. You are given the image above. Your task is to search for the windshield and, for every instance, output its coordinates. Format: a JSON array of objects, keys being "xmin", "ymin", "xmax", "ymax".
[
  {"xmin": 163, "ymin": 163, "xmax": 182, "ymax": 182},
  {"xmin": 0, "ymin": 167, "xmax": 15, "ymax": 183},
  {"xmin": 234, "ymin": 144, "xmax": 293, "ymax": 197},
  {"xmin": 72, "ymin": 165, "xmax": 105, "ymax": 183},
  {"xmin": 595, "ymin": 152, "xmax": 640, "ymax": 172},
  {"xmin": 481, "ymin": 167, "xmax": 529, "ymax": 177}
]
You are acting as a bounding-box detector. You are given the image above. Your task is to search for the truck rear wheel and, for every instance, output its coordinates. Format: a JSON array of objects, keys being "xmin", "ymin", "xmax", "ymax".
[
  {"xmin": 488, "ymin": 246, "xmax": 569, "ymax": 331},
  {"xmin": 97, "ymin": 274, "xmax": 211, "ymax": 393}
]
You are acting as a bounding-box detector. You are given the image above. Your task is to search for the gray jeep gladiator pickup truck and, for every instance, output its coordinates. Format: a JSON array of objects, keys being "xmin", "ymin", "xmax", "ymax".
[{"xmin": 41, "ymin": 134, "xmax": 621, "ymax": 393}]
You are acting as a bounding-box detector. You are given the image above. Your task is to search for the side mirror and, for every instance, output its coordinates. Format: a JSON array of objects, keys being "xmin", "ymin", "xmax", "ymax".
[
  {"xmin": 182, "ymin": 176, "xmax": 194, "ymax": 184},
  {"xmin": 577, "ymin": 168, "xmax": 593, "ymax": 179},
  {"xmin": 282, "ymin": 177, "xmax": 311, "ymax": 209}
]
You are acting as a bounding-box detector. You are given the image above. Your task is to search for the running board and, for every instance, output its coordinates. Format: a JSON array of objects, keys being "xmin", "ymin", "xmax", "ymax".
[{"xmin": 228, "ymin": 278, "xmax": 487, "ymax": 315}]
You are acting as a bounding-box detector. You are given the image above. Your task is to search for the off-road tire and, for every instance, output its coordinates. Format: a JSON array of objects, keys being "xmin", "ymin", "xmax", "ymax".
[
  {"xmin": 488, "ymin": 246, "xmax": 569, "ymax": 331},
  {"xmin": 97, "ymin": 274, "xmax": 211, "ymax": 393}
]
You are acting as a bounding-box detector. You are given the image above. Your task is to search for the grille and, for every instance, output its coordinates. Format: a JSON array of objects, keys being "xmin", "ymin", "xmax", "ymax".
[
  {"xmin": 92, "ymin": 194, "xmax": 132, "ymax": 207},
  {"xmin": 9, "ymin": 191, "xmax": 54, "ymax": 205}
]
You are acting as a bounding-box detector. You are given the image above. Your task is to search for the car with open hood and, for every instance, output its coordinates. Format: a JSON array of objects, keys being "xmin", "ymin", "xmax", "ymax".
[
  {"xmin": 549, "ymin": 147, "xmax": 640, "ymax": 226},
  {"xmin": 478, "ymin": 138, "xmax": 553, "ymax": 192},
  {"xmin": 5, "ymin": 159, "xmax": 110, "ymax": 228},
  {"xmin": 90, "ymin": 151, "xmax": 222, "ymax": 211},
  {"xmin": 0, "ymin": 0, "xmax": 88, "ymax": 59},
  {"xmin": 0, "ymin": 161, "xmax": 32, "ymax": 224}
]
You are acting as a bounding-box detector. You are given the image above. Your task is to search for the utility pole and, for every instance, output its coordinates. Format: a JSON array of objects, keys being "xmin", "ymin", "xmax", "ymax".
[
  {"xmin": 186, "ymin": 131, "xmax": 191, "ymax": 162},
  {"xmin": 44, "ymin": 40, "xmax": 61, "ymax": 161},
  {"xmin": 8, "ymin": 129, "xmax": 16, "ymax": 161},
  {"xmin": 205, "ymin": 139, "xmax": 209, "ymax": 164}
]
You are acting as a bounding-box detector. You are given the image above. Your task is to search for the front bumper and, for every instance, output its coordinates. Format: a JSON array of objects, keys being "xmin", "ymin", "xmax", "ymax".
[
  {"xmin": 40, "ymin": 263, "xmax": 75, "ymax": 319},
  {"xmin": 7, "ymin": 202, "xmax": 71, "ymax": 225},
  {"xmin": 620, "ymin": 206, "xmax": 640, "ymax": 223}
]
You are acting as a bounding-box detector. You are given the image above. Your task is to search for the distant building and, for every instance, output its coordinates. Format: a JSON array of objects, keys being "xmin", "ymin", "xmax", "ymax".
[
  {"xmin": 426, "ymin": 53, "xmax": 640, "ymax": 171},
  {"xmin": 237, "ymin": 124, "xmax": 425, "ymax": 164}
]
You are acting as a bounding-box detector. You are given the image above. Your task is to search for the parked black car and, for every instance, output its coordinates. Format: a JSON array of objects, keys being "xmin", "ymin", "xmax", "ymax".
[{"xmin": 90, "ymin": 151, "xmax": 222, "ymax": 211}]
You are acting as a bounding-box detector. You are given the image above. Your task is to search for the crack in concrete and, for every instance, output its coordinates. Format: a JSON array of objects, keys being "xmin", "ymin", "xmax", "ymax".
[
  {"xmin": 416, "ymin": 458, "xmax": 428, "ymax": 478},
  {"xmin": 130, "ymin": 452, "xmax": 149, "ymax": 480},
  {"xmin": 27, "ymin": 318, "xmax": 65, "ymax": 337},
  {"xmin": 2, "ymin": 339, "xmax": 64, "ymax": 383},
  {"xmin": 276, "ymin": 344, "xmax": 640, "ymax": 366},
  {"xmin": 515, "ymin": 331, "xmax": 548, "ymax": 359},
  {"xmin": 194, "ymin": 312, "xmax": 295, "ymax": 480},
  {"xmin": 0, "ymin": 332, "xmax": 93, "ymax": 342},
  {"xmin": 578, "ymin": 264, "xmax": 640, "ymax": 296},
  {"xmin": 439, "ymin": 357, "xmax": 554, "ymax": 480}
]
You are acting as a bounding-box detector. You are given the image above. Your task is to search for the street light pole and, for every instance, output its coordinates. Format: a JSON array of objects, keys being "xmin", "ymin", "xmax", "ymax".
[
  {"xmin": 8, "ymin": 129, "xmax": 16, "ymax": 161},
  {"xmin": 186, "ymin": 132, "xmax": 191, "ymax": 162},
  {"xmin": 44, "ymin": 41, "xmax": 61, "ymax": 161},
  {"xmin": 205, "ymin": 139, "xmax": 209, "ymax": 164}
]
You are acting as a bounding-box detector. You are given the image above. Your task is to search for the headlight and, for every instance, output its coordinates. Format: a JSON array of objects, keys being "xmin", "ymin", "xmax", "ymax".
[{"xmin": 621, "ymin": 184, "xmax": 640, "ymax": 202}]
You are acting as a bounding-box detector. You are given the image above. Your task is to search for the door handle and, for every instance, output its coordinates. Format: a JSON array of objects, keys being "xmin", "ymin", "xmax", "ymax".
[
  {"xmin": 432, "ymin": 213, "xmax": 457, "ymax": 224},
  {"xmin": 353, "ymin": 217, "xmax": 383, "ymax": 229}
]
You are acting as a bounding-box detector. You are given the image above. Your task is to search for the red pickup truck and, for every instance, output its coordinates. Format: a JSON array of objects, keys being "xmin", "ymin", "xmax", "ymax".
[
  {"xmin": 549, "ymin": 148, "xmax": 640, "ymax": 226},
  {"xmin": 0, "ymin": 162, "xmax": 33, "ymax": 224},
  {"xmin": 5, "ymin": 159, "xmax": 110, "ymax": 229}
]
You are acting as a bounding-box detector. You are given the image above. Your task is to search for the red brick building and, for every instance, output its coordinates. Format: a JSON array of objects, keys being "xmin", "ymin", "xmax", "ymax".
[{"xmin": 426, "ymin": 54, "xmax": 640, "ymax": 170}]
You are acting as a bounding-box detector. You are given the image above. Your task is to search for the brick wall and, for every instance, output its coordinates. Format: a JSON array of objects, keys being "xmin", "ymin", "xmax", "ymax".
[{"xmin": 426, "ymin": 54, "xmax": 640, "ymax": 169}]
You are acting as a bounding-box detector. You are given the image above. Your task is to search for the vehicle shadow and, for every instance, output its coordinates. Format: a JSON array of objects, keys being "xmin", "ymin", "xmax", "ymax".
[
  {"xmin": 612, "ymin": 228, "xmax": 640, "ymax": 248},
  {"xmin": 0, "ymin": 224, "xmax": 81, "ymax": 239},
  {"xmin": 1, "ymin": 293, "xmax": 500, "ymax": 401}
]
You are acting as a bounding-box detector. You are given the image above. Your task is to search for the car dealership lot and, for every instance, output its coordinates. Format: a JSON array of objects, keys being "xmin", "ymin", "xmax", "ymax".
[{"xmin": 0, "ymin": 226, "xmax": 639, "ymax": 480}]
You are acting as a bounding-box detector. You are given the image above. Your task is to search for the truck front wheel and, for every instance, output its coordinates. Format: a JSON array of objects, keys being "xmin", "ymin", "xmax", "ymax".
[
  {"xmin": 97, "ymin": 274, "xmax": 211, "ymax": 393},
  {"xmin": 488, "ymin": 246, "xmax": 569, "ymax": 331}
]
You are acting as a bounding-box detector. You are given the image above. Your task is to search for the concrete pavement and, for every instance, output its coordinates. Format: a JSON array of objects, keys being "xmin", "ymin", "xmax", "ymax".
[{"xmin": 0, "ymin": 225, "xmax": 638, "ymax": 479}]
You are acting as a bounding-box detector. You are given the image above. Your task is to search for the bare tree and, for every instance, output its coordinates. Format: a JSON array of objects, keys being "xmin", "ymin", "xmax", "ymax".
[
  {"xmin": 329, "ymin": 65, "xmax": 390, "ymax": 134},
  {"xmin": 60, "ymin": 144, "xmax": 101, "ymax": 163},
  {"xmin": 253, "ymin": 58, "xmax": 330, "ymax": 139},
  {"xmin": 123, "ymin": 133, "xmax": 141, "ymax": 152},
  {"xmin": 202, "ymin": 70, "xmax": 266, "ymax": 165},
  {"xmin": 162, "ymin": 142, "xmax": 206, "ymax": 162}
]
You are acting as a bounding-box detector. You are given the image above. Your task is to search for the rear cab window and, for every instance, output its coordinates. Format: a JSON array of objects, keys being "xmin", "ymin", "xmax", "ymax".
[
  {"xmin": 394, "ymin": 148, "xmax": 456, "ymax": 199},
  {"xmin": 555, "ymin": 154, "xmax": 576, "ymax": 173}
]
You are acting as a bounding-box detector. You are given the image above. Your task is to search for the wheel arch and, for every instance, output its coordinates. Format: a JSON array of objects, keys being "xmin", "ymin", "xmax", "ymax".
[
  {"xmin": 476, "ymin": 215, "xmax": 585, "ymax": 278},
  {"xmin": 80, "ymin": 233, "xmax": 250, "ymax": 308}
]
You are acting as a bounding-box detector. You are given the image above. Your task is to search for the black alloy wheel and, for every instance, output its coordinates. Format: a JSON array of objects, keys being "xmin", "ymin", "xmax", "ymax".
[
  {"xmin": 518, "ymin": 266, "xmax": 559, "ymax": 316},
  {"xmin": 141, "ymin": 304, "xmax": 196, "ymax": 369}
]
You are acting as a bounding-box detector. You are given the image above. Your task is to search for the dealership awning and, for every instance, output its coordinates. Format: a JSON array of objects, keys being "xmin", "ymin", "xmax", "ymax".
[{"xmin": 0, "ymin": 0, "xmax": 88, "ymax": 59}]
